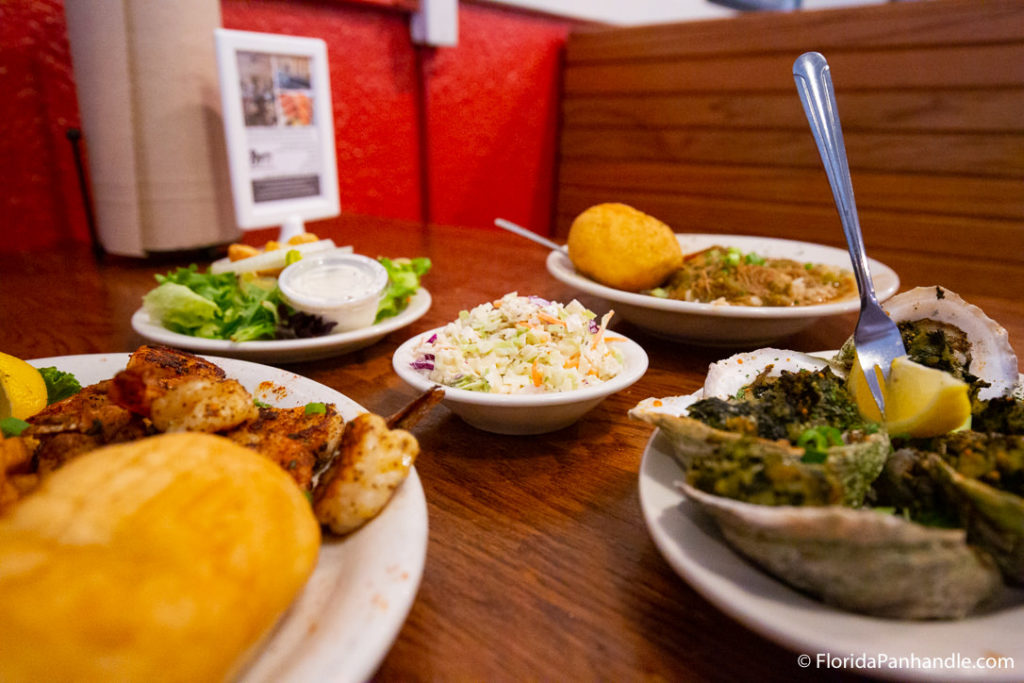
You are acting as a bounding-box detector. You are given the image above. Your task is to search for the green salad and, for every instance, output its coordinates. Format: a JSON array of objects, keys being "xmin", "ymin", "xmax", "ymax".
[{"xmin": 143, "ymin": 256, "xmax": 430, "ymax": 342}]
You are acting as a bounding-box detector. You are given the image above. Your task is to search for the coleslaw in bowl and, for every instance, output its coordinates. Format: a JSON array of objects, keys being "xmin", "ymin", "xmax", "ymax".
[{"xmin": 392, "ymin": 293, "xmax": 649, "ymax": 434}]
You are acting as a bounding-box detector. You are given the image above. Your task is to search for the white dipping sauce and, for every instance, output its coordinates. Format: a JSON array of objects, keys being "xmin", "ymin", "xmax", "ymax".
[
  {"xmin": 289, "ymin": 263, "xmax": 378, "ymax": 302},
  {"xmin": 277, "ymin": 250, "xmax": 390, "ymax": 332}
]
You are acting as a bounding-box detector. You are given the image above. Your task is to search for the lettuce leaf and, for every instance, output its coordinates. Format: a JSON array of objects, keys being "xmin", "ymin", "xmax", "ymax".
[
  {"xmin": 145, "ymin": 266, "xmax": 282, "ymax": 341},
  {"xmin": 376, "ymin": 257, "xmax": 431, "ymax": 323},
  {"xmin": 38, "ymin": 367, "xmax": 82, "ymax": 404}
]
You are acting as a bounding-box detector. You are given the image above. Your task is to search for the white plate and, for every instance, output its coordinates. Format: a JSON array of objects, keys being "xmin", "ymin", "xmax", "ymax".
[
  {"xmin": 392, "ymin": 327, "xmax": 648, "ymax": 434},
  {"xmin": 639, "ymin": 414, "xmax": 1024, "ymax": 681},
  {"xmin": 131, "ymin": 289, "xmax": 432, "ymax": 363},
  {"xmin": 547, "ymin": 234, "xmax": 899, "ymax": 347},
  {"xmin": 28, "ymin": 353, "xmax": 428, "ymax": 683}
]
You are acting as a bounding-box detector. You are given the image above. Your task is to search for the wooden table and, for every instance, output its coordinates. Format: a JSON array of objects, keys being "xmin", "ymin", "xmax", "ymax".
[{"xmin": 2, "ymin": 214, "xmax": 1022, "ymax": 681}]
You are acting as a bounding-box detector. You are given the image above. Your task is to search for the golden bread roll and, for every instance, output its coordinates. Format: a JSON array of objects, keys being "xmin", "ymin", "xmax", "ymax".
[
  {"xmin": 0, "ymin": 432, "xmax": 320, "ymax": 682},
  {"xmin": 567, "ymin": 203, "xmax": 683, "ymax": 291}
]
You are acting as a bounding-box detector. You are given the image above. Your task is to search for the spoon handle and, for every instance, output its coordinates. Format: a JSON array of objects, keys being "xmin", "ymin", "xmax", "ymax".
[
  {"xmin": 792, "ymin": 52, "xmax": 876, "ymax": 306},
  {"xmin": 494, "ymin": 218, "xmax": 566, "ymax": 252}
]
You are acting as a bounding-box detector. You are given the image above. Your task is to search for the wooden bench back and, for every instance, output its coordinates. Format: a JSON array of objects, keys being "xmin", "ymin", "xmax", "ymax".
[{"xmin": 555, "ymin": 0, "xmax": 1024, "ymax": 295}]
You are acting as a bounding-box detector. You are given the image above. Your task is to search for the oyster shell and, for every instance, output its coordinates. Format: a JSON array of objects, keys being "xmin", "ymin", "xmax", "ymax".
[
  {"xmin": 701, "ymin": 348, "xmax": 837, "ymax": 399},
  {"xmin": 836, "ymin": 286, "xmax": 1019, "ymax": 400},
  {"xmin": 681, "ymin": 482, "xmax": 1004, "ymax": 619}
]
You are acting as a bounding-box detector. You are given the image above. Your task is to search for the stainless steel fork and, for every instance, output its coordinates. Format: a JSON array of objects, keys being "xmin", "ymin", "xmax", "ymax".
[{"xmin": 793, "ymin": 51, "xmax": 905, "ymax": 416}]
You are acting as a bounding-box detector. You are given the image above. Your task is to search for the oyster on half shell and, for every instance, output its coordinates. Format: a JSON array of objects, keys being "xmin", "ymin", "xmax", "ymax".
[
  {"xmin": 835, "ymin": 286, "xmax": 1019, "ymax": 401},
  {"xmin": 928, "ymin": 455, "xmax": 1024, "ymax": 584},
  {"xmin": 878, "ymin": 431, "xmax": 1024, "ymax": 587},
  {"xmin": 631, "ymin": 408, "xmax": 889, "ymax": 508},
  {"xmin": 631, "ymin": 400, "xmax": 1004, "ymax": 618},
  {"xmin": 848, "ymin": 287, "xmax": 1024, "ymax": 586},
  {"xmin": 681, "ymin": 482, "xmax": 1003, "ymax": 619}
]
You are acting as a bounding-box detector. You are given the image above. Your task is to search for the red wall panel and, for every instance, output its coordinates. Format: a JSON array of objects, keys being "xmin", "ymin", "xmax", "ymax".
[
  {"xmin": 0, "ymin": 0, "xmax": 88, "ymax": 250},
  {"xmin": 422, "ymin": 4, "xmax": 570, "ymax": 235},
  {"xmin": 0, "ymin": 0, "xmax": 573, "ymax": 252}
]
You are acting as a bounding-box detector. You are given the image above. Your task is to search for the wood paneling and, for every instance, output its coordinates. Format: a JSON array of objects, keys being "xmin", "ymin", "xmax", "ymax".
[{"xmin": 554, "ymin": 0, "xmax": 1024, "ymax": 275}]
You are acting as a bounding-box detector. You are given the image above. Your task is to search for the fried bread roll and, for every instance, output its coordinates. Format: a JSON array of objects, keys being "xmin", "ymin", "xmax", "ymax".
[
  {"xmin": 0, "ymin": 432, "xmax": 320, "ymax": 682},
  {"xmin": 567, "ymin": 202, "xmax": 683, "ymax": 292}
]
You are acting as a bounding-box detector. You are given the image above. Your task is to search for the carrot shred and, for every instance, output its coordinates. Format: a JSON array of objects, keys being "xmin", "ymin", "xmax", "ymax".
[
  {"xmin": 537, "ymin": 312, "xmax": 566, "ymax": 327},
  {"xmin": 531, "ymin": 360, "xmax": 543, "ymax": 387}
]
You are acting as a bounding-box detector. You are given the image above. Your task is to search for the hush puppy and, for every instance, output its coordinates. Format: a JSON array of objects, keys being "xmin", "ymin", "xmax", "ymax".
[{"xmin": 567, "ymin": 203, "xmax": 683, "ymax": 291}]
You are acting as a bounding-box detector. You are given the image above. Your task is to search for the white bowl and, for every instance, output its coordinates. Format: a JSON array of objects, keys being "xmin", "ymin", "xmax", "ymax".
[
  {"xmin": 278, "ymin": 251, "xmax": 389, "ymax": 332},
  {"xmin": 546, "ymin": 233, "xmax": 900, "ymax": 347},
  {"xmin": 392, "ymin": 327, "xmax": 649, "ymax": 435}
]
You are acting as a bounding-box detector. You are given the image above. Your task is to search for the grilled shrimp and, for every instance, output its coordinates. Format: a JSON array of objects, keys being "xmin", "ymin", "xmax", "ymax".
[
  {"xmin": 313, "ymin": 413, "xmax": 419, "ymax": 535},
  {"xmin": 109, "ymin": 344, "xmax": 225, "ymax": 415},
  {"xmin": 110, "ymin": 346, "xmax": 256, "ymax": 433},
  {"xmin": 147, "ymin": 376, "xmax": 258, "ymax": 433}
]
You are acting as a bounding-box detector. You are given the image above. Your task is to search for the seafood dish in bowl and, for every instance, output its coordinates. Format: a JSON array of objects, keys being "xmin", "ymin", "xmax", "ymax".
[
  {"xmin": 546, "ymin": 202, "xmax": 899, "ymax": 347},
  {"xmin": 631, "ymin": 286, "xmax": 1023, "ymax": 619},
  {"xmin": 547, "ymin": 234, "xmax": 899, "ymax": 347}
]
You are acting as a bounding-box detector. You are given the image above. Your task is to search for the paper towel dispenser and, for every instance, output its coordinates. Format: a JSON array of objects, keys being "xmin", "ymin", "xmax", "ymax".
[{"xmin": 64, "ymin": 0, "xmax": 241, "ymax": 257}]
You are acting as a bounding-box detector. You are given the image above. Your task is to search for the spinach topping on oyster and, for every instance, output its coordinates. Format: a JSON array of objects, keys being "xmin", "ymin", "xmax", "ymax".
[
  {"xmin": 973, "ymin": 395, "xmax": 1024, "ymax": 435},
  {"xmin": 634, "ymin": 359, "xmax": 889, "ymax": 508},
  {"xmin": 919, "ymin": 431, "xmax": 1024, "ymax": 498},
  {"xmin": 688, "ymin": 366, "xmax": 874, "ymax": 444},
  {"xmin": 679, "ymin": 366, "xmax": 886, "ymax": 506}
]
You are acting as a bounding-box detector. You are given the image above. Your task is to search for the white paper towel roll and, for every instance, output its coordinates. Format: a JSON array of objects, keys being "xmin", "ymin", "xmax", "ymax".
[{"xmin": 65, "ymin": 0, "xmax": 240, "ymax": 256}]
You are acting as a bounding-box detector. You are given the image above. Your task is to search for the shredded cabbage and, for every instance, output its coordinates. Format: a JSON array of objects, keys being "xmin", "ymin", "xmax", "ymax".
[{"xmin": 411, "ymin": 293, "xmax": 624, "ymax": 394}]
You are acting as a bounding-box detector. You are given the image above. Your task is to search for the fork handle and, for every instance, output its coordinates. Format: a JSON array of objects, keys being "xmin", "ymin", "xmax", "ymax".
[{"xmin": 793, "ymin": 52, "xmax": 878, "ymax": 306}]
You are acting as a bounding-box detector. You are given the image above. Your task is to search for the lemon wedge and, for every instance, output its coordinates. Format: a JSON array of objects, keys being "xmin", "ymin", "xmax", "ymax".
[
  {"xmin": 849, "ymin": 353, "xmax": 971, "ymax": 437},
  {"xmin": 0, "ymin": 351, "xmax": 47, "ymax": 420}
]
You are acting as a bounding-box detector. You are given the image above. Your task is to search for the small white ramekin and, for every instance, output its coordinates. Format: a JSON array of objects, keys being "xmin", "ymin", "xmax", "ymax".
[{"xmin": 278, "ymin": 251, "xmax": 389, "ymax": 332}]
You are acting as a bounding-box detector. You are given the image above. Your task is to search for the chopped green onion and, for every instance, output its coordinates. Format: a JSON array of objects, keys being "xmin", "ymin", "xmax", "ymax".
[
  {"xmin": 304, "ymin": 402, "xmax": 327, "ymax": 414},
  {"xmin": 797, "ymin": 426, "xmax": 843, "ymax": 463},
  {"xmin": 1, "ymin": 417, "xmax": 30, "ymax": 438}
]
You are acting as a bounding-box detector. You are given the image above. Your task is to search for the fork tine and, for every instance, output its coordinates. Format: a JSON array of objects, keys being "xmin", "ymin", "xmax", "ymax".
[
  {"xmin": 853, "ymin": 302, "xmax": 906, "ymax": 416},
  {"xmin": 861, "ymin": 361, "xmax": 886, "ymax": 415}
]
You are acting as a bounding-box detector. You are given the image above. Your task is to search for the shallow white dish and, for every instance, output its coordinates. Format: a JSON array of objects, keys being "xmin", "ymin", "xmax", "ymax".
[
  {"xmin": 547, "ymin": 234, "xmax": 899, "ymax": 347},
  {"xmin": 28, "ymin": 353, "xmax": 428, "ymax": 683},
  {"xmin": 638, "ymin": 400, "xmax": 1024, "ymax": 681},
  {"xmin": 392, "ymin": 327, "xmax": 649, "ymax": 434},
  {"xmin": 131, "ymin": 289, "xmax": 431, "ymax": 363}
]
